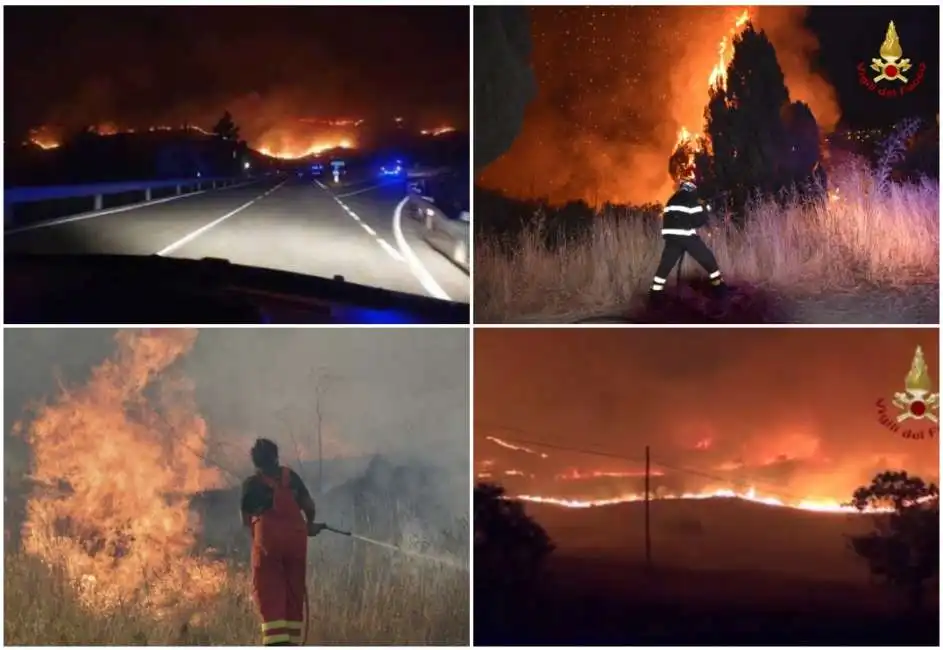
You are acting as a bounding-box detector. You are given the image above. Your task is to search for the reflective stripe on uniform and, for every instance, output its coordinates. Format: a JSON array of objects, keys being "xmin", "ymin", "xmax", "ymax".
[
  {"xmin": 262, "ymin": 620, "xmax": 289, "ymax": 631},
  {"xmin": 286, "ymin": 619, "xmax": 303, "ymax": 644},
  {"xmin": 664, "ymin": 205, "xmax": 703, "ymax": 214},
  {"xmin": 263, "ymin": 633, "xmax": 291, "ymax": 645},
  {"xmin": 652, "ymin": 276, "xmax": 667, "ymax": 285},
  {"xmin": 709, "ymin": 270, "xmax": 722, "ymax": 279},
  {"xmin": 262, "ymin": 619, "xmax": 290, "ymax": 645},
  {"xmin": 661, "ymin": 228, "xmax": 696, "ymax": 236},
  {"xmin": 650, "ymin": 283, "xmax": 664, "ymax": 291}
]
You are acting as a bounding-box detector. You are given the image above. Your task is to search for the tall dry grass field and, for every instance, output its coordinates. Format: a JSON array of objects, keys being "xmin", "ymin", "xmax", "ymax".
[
  {"xmin": 475, "ymin": 163, "xmax": 939, "ymax": 322},
  {"xmin": 4, "ymin": 528, "xmax": 469, "ymax": 645}
]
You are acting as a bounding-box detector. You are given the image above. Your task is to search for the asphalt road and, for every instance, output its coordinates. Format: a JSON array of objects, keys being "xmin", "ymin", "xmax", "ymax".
[{"xmin": 5, "ymin": 173, "xmax": 470, "ymax": 303}]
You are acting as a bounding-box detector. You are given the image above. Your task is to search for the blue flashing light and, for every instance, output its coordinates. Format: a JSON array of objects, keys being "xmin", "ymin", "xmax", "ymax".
[{"xmin": 336, "ymin": 306, "xmax": 420, "ymax": 324}]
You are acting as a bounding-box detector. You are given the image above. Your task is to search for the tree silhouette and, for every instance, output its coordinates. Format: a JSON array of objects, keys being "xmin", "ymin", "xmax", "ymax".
[
  {"xmin": 685, "ymin": 23, "xmax": 824, "ymax": 215},
  {"xmin": 473, "ymin": 7, "xmax": 536, "ymax": 172},
  {"xmin": 212, "ymin": 111, "xmax": 240, "ymax": 141},
  {"xmin": 475, "ymin": 482, "xmax": 553, "ymax": 587},
  {"xmin": 475, "ymin": 482, "xmax": 554, "ymax": 636},
  {"xmin": 847, "ymin": 471, "xmax": 939, "ymax": 611}
]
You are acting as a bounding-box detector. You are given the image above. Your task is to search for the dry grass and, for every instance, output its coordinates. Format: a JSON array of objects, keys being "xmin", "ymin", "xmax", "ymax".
[
  {"xmin": 474, "ymin": 163, "xmax": 939, "ymax": 323},
  {"xmin": 4, "ymin": 534, "xmax": 469, "ymax": 645}
]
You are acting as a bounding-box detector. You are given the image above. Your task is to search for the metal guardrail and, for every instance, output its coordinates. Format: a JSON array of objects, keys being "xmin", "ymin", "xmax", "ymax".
[
  {"xmin": 4, "ymin": 176, "xmax": 251, "ymax": 229},
  {"xmin": 405, "ymin": 170, "xmax": 470, "ymax": 273}
]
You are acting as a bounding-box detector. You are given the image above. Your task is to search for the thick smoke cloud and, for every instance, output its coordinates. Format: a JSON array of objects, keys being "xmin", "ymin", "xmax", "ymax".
[
  {"xmin": 5, "ymin": 6, "xmax": 468, "ymax": 148},
  {"xmin": 4, "ymin": 329, "xmax": 470, "ymax": 524},
  {"xmin": 474, "ymin": 329, "xmax": 939, "ymax": 503}
]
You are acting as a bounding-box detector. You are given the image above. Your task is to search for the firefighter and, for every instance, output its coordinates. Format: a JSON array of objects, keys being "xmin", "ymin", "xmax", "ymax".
[
  {"xmin": 241, "ymin": 438, "xmax": 325, "ymax": 646},
  {"xmin": 649, "ymin": 175, "xmax": 728, "ymax": 303}
]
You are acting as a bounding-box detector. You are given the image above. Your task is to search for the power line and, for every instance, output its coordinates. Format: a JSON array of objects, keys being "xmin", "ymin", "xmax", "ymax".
[{"xmin": 476, "ymin": 422, "xmax": 835, "ymax": 503}]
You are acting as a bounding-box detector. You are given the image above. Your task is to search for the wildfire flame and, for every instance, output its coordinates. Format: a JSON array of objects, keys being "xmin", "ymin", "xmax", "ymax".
[
  {"xmin": 485, "ymin": 436, "xmax": 549, "ymax": 459},
  {"xmin": 26, "ymin": 126, "xmax": 61, "ymax": 150},
  {"xmin": 554, "ymin": 469, "xmax": 662, "ymax": 480},
  {"xmin": 258, "ymin": 138, "xmax": 355, "ymax": 160},
  {"xmin": 675, "ymin": 10, "xmax": 752, "ymax": 172},
  {"xmin": 24, "ymin": 119, "xmax": 449, "ymax": 157},
  {"xmin": 26, "ymin": 123, "xmax": 214, "ymax": 150},
  {"xmin": 14, "ymin": 329, "xmax": 229, "ymax": 615},
  {"xmin": 514, "ymin": 488, "xmax": 893, "ymax": 514},
  {"xmin": 420, "ymin": 126, "xmax": 456, "ymax": 136}
]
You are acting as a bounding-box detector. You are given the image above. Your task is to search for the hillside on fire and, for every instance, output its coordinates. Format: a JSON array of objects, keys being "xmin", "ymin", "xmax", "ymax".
[
  {"xmin": 473, "ymin": 6, "xmax": 939, "ymax": 324},
  {"xmin": 4, "ymin": 328, "xmax": 469, "ymax": 645},
  {"xmin": 473, "ymin": 328, "xmax": 940, "ymax": 645}
]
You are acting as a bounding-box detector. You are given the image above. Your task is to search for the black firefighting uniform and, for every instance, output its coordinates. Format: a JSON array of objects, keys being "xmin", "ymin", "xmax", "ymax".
[{"xmin": 650, "ymin": 186, "xmax": 725, "ymax": 293}]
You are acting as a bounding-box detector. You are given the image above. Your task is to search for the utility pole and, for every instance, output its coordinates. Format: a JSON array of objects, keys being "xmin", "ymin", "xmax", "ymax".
[
  {"xmin": 314, "ymin": 382, "xmax": 324, "ymax": 495},
  {"xmin": 313, "ymin": 367, "xmax": 341, "ymax": 496},
  {"xmin": 644, "ymin": 445, "xmax": 652, "ymax": 571}
]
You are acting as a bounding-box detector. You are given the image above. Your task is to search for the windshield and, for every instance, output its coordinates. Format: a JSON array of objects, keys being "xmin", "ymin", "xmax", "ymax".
[{"xmin": 4, "ymin": 6, "xmax": 470, "ymax": 306}]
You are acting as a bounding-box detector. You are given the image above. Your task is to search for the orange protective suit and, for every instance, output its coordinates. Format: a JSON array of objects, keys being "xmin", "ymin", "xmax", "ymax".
[{"xmin": 250, "ymin": 467, "xmax": 308, "ymax": 646}]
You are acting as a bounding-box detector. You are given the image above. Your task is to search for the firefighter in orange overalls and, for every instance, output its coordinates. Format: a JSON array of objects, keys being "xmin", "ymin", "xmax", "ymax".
[{"xmin": 241, "ymin": 438, "xmax": 324, "ymax": 646}]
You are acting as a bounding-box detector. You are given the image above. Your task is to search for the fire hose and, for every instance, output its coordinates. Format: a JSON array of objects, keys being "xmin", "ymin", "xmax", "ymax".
[{"xmin": 300, "ymin": 523, "xmax": 466, "ymax": 645}]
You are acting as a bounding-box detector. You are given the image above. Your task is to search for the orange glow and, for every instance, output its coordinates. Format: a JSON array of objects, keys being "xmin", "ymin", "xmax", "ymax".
[
  {"xmin": 257, "ymin": 137, "xmax": 355, "ymax": 160},
  {"xmin": 675, "ymin": 10, "xmax": 751, "ymax": 173},
  {"xmin": 555, "ymin": 469, "xmax": 661, "ymax": 480},
  {"xmin": 27, "ymin": 126, "xmax": 61, "ymax": 150},
  {"xmin": 485, "ymin": 435, "xmax": 549, "ymax": 459},
  {"xmin": 420, "ymin": 126, "xmax": 456, "ymax": 136},
  {"xmin": 14, "ymin": 329, "xmax": 229, "ymax": 615},
  {"xmin": 514, "ymin": 487, "xmax": 893, "ymax": 514}
]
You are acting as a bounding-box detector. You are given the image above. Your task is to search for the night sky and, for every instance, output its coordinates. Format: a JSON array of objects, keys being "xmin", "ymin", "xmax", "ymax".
[
  {"xmin": 4, "ymin": 6, "xmax": 469, "ymax": 151},
  {"xmin": 479, "ymin": 5, "xmax": 940, "ymax": 205},
  {"xmin": 475, "ymin": 328, "xmax": 940, "ymax": 506}
]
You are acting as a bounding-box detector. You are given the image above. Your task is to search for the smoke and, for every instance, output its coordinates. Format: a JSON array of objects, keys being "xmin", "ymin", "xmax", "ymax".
[
  {"xmin": 479, "ymin": 6, "xmax": 841, "ymax": 206},
  {"xmin": 474, "ymin": 329, "xmax": 939, "ymax": 506},
  {"xmin": 5, "ymin": 7, "xmax": 468, "ymax": 149},
  {"xmin": 4, "ymin": 328, "xmax": 470, "ymax": 541}
]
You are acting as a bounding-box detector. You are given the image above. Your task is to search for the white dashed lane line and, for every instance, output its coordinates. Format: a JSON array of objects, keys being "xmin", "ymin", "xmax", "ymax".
[{"xmin": 316, "ymin": 180, "xmax": 404, "ymax": 264}]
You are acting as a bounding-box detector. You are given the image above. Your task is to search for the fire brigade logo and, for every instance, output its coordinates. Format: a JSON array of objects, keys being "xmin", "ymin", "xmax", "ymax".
[
  {"xmin": 876, "ymin": 346, "xmax": 938, "ymax": 440},
  {"xmin": 857, "ymin": 21, "xmax": 926, "ymax": 98}
]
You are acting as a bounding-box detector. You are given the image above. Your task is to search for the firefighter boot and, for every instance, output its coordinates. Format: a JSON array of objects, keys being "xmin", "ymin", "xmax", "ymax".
[
  {"xmin": 711, "ymin": 280, "xmax": 730, "ymax": 300},
  {"xmin": 648, "ymin": 288, "xmax": 666, "ymax": 308}
]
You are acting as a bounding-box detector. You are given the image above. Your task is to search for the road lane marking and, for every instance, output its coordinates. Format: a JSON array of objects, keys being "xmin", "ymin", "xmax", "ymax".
[
  {"xmin": 392, "ymin": 196, "xmax": 451, "ymax": 301},
  {"xmin": 315, "ymin": 184, "xmax": 407, "ymax": 265},
  {"xmin": 155, "ymin": 179, "xmax": 287, "ymax": 256},
  {"xmin": 335, "ymin": 180, "xmax": 402, "ymax": 198},
  {"xmin": 5, "ymin": 177, "xmax": 267, "ymax": 236},
  {"xmin": 377, "ymin": 238, "xmax": 405, "ymax": 262}
]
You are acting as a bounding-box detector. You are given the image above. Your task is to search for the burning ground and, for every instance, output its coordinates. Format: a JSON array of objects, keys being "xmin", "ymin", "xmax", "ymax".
[
  {"xmin": 474, "ymin": 327, "xmax": 940, "ymax": 643},
  {"xmin": 6, "ymin": 7, "xmax": 468, "ymax": 160},
  {"xmin": 4, "ymin": 328, "xmax": 469, "ymax": 645}
]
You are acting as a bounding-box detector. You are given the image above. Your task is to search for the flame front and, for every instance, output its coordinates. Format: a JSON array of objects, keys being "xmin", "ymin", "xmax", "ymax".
[
  {"xmin": 420, "ymin": 126, "xmax": 456, "ymax": 137},
  {"xmin": 257, "ymin": 137, "xmax": 355, "ymax": 160},
  {"xmin": 16, "ymin": 329, "xmax": 228, "ymax": 614},
  {"xmin": 514, "ymin": 488, "xmax": 884, "ymax": 514}
]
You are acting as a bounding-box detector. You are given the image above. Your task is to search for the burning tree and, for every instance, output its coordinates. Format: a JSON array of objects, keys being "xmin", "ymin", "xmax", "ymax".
[
  {"xmin": 846, "ymin": 471, "xmax": 939, "ymax": 612},
  {"xmin": 675, "ymin": 19, "xmax": 825, "ymax": 217}
]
